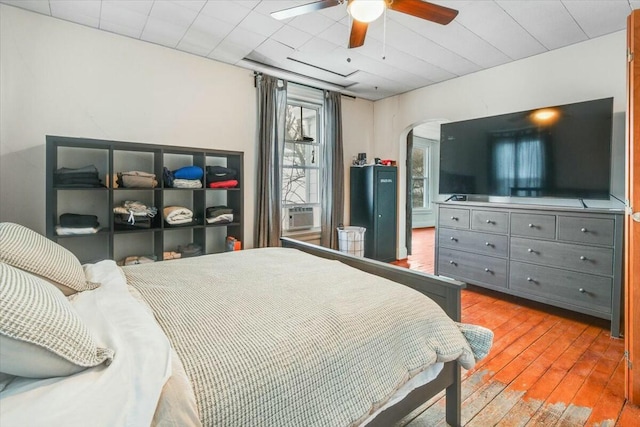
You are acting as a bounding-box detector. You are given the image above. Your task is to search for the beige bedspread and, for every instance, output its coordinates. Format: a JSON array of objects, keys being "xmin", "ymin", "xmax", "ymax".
[{"xmin": 124, "ymin": 247, "xmax": 492, "ymax": 427}]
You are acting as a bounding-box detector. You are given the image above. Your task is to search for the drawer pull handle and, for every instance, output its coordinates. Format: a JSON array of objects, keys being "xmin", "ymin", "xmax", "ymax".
[
  {"xmin": 451, "ymin": 216, "xmax": 458, "ymax": 221},
  {"xmin": 528, "ymin": 223, "xmax": 534, "ymax": 228},
  {"xmin": 450, "ymin": 237, "xmax": 457, "ymax": 242},
  {"xmin": 579, "ymin": 288, "xmax": 586, "ymax": 293},
  {"xmin": 581, "ymin": 227, "xmax": 588, "ymax": 232},
  {"xmin": 580, "ymin": 256, "xmax": 587, "ymax": 261},
  {"xmin": 485, "ymin": 242, "xmax": 492, "ymax": 247},
  {"xmin": 527, "ymin": 248, "xmax": 537, "ymax": 254},
  {"xmin": 485, "ymin": 219, "xmax": 493, "ymax": 224},
  {"xmin": 484, "ymin": 268, "xmax": 492, "ymax": 273},
  {"xmin": 526, "ymin": 277, "xmax": 533, "ymax": 282},
  {"xmin": 449, "ymin": 260, "xmax": 457, "ymax": 266}
]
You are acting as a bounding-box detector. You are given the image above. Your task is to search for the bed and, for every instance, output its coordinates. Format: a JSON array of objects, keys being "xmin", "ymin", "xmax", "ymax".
[{"xmin": 0, "ymin": 223, "xmax": 493, "ymax": 427}]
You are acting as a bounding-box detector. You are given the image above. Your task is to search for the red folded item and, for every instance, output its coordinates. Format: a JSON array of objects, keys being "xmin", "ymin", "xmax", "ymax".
[{"xmin": 208, "ymin": 179, "xmax": 238, "ymax": 189}]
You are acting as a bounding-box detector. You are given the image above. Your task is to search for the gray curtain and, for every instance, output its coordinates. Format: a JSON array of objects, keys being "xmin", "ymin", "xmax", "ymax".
[
  {"xmin": 255, "ymin": 74, "xmax": 287, "ymax": 247},
  {"xmin": 320, "ymin": 91, "xmax": 344, "ymax": 249}
]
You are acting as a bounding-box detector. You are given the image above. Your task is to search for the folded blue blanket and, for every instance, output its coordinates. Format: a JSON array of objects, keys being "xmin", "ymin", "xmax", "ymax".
[{"xmin": 173, "ymin": 166, "xmax": 203, "ymax": 180}]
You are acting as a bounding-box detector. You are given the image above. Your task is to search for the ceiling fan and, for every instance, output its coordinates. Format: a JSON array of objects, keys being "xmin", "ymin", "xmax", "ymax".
[{"xmin": 271, "ymin": 0, "xmax": 459, "ymax": 49}]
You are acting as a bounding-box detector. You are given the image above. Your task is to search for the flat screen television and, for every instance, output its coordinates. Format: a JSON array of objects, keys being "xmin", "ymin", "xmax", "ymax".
[{"xmin": 439, "ymin": 97, "xmax": 613, "ymax": 200}]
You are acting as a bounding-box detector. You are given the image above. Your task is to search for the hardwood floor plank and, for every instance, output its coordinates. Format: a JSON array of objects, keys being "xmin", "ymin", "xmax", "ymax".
[{"xmin": 402, "ymin": 228, "xmax": 633, "ymax": 427}]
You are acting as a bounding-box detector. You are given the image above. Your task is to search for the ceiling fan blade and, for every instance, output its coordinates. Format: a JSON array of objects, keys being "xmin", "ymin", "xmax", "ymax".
[
  {"xmin": 349, "ymin": 20, "xmax": 369, "ymax": 48},
  {"xmin": 388, "ymin": 0, "xmax": 458, "ymax": 25},
  {"xmin": 271, "ymin": 0, "xmax": 342, "ymax": 20}
]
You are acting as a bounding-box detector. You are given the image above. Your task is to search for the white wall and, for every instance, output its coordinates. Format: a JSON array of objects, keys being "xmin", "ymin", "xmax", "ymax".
[
  {"xmin": 0, "ymin": 5, "xmax": 374, "ymax": 247},
  {"xmin": 372, "ymin": 31, "xmax": 628, "ymax": 259}
]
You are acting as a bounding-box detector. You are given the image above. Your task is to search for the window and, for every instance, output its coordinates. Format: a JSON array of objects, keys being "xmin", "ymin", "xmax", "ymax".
[
  {"xmin": 282, "ymin": 84, "xmax": 324, "ymax": 232},
  {"xmin": 411, "ymin": 141, "xmax": 431, "ymax": 209}
]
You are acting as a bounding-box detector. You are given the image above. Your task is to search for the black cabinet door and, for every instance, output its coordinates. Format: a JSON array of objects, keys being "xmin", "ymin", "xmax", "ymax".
[{"xmin": 374, "ymin": 168, "xmax": 397, "ymax": 261}]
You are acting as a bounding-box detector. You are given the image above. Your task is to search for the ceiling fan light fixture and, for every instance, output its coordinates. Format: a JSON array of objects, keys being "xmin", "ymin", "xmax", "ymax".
[{"xmin": 347, "ymin": 0, "xmax": 386, "ymax": 23}]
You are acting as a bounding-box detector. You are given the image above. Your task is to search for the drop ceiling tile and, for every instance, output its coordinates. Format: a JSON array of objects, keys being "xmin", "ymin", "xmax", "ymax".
[
  {"xmin": 234, "ymin": 1, "xmax": 261, "ymax": 9},
  {"xmin": 177, "ymin": 23, "xmax": 226, "ymax": 56},
  {"xmin": 251, "ymin": 38, "xmax": 296, "ymax": 64},
  {"xmin": 150, "ymin": 1, "xmax": 199, "ymax": 27},
  {"xmin": 141, "ymin": 16, "xmax": 189, "ymax": 47},
  {"xmin": 562, "ymin": 0, "xmax": 630, "ymax": 38},
  {"xmin": 238, "ymin": 10, "xmax": 283, "ymax": 38},
  {"xmin": 316, "ymin": 21, "xmax": 349, "ymax": 47},
  {"xmin": 253, "ymin": 0, "xmax": 302, "ymax": 16},
  {"xmin": 496, "ymin": 0, "xmax": 587, "ymax": 50},
  {"xmin": 105, "ymin": 0, "xmax": 154, "ymax": 16},
  {"xmin": 200, "ymin": 0, "xmax": 252, "ymax": 26},
  {"xmin": 0, "ymin": 0, "xmax": 51, "ymax": 15},
  {"xmin": 50, "ymin": 0, "xmax": 101, "ymax": 27},
  {"xmin": 100, "ymin": 1, "xmax": 149, "ymax": 32},
  {"xmin": 388, "ymin": 14, "xmax": 511, "ymax": 69},
  {"xmin": 100, "ymin": 19, "xmax": 144, "ymax": 39},
  {"xmin": 189, "ymin": 12, "xmax": 235, "ymax": 37},
  {"xmin": 288, "ymin": 49, "xmax": 358, "ymax": 77},
  {"xmin": 172, "ymin": 0, "xmax": 206, "ymax": 13},
  {"xmin": 225, "ymin": 27, "xmax": 267, "ymax": 51},
  {"xmin": 451, "ymin": 0, "xmax": 547, "ymax": 60},
  {"xmin": 288, "ymin": 11, "xmax": 337, "ymax": 35},
  {"xmin": 209, "ymin": 39, "xmax": 254, "ymax": 64},
  {"xmin": 381, "ymin": 20, "xmax": 480, "ymax": 76},
  {"xmin": 271, "ymin": 25, "xmax": 314, "ymax": 49},
  {"xmin": 318, "ymin": 3, "xmax": 348, "ymax": 21},
  {"xmin": 297, "ymin": 37, "xmax": 340, "ymax": 54}
]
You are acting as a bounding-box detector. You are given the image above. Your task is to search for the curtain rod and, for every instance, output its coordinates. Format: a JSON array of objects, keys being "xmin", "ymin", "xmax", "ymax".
[{"xmin": 247, "ymin": 62, "xmax": 357, "ymax": 100}]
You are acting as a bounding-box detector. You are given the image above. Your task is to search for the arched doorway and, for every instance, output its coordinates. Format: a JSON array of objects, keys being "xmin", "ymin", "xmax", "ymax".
[{"xmin": 404, "ymin": 120, "xmax": 447, "ymax": 269}]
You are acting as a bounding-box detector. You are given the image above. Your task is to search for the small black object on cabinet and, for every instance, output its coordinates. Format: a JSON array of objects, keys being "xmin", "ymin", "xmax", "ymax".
[
  {"xmin": 46, "ymin": 135, "xmax": 243, "ymax": 264},
  {"xmin": 349, "ymin": 165, "xmax": 397, "ymax": 262}
]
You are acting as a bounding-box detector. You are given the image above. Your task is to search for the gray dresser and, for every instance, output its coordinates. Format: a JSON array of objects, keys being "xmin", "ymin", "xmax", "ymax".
[{"xmin": 435, "ymin": 201, "xmax": 624, "ymax": 337}]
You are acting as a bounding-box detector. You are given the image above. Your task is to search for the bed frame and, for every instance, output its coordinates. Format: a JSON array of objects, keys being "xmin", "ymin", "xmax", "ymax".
[{"xmin": 280, "ymin": 237, "xmax": 466, "ymax": 427}]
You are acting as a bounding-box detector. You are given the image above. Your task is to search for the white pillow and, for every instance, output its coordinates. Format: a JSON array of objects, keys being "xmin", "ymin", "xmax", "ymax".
[
  {"xmin": 0, "ymin": 222, "xmax": 98, "ymax": 295},
  {"xmin": 0, "ymin": 263, "xmax": 113, "ymax": 378}
]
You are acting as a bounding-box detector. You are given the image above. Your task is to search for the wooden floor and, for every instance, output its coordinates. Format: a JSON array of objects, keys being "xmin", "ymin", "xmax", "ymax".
[{"xmin": 393, "ymin": 228, "xmax": 639, "ymax": 426}]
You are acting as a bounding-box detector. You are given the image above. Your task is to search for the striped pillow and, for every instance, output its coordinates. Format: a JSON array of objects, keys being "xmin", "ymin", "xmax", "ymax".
[
  {"xmin": 0, "ymin": 263, "xmax": 114, "ymax": 378},
  {"xmin": 0, "ymin": 222, "xmax": 97, "ymax": 295}
]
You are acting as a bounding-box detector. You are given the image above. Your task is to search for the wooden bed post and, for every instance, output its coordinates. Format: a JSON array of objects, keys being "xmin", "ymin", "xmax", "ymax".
[{"xmin": 446, "ymin": 361, "xmax": 462, "ymax": 426}]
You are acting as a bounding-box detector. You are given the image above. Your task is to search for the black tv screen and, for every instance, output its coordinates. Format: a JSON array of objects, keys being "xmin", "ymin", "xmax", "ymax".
[{"xmin": 439, "ymin": 97, "xmax": 613, "ymax": 200}]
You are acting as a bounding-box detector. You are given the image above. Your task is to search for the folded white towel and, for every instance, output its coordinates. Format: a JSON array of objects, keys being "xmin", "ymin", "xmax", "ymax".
[{"xmin": 163, "ymin": 206, "xmax": 193, "ymax": 225}]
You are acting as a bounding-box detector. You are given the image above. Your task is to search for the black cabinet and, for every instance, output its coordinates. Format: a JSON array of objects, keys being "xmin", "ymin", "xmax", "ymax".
[
  {"xmin": 46, "ymin": 136, "xmax": 243, "ymax": 264},
  {"xmin": 350, "ymin": 166, "xmax": 397, "ymax": 262}
]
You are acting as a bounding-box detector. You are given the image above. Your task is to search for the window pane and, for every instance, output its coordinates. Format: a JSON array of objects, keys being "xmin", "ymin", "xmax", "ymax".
[
  {"xmin": 411, "ymin": 147, "xmax": 424, "ymax": 178},
  {"xmin": 283, "ymin": 141, "xmax": 319, "ymax": 167},
  {"xmin": 282, "ymin": 167, "xmax": 320, "ymax": 205},
  {"xmin": 412, "ymin": 178, "xmax": 424, "ymax": 208},
  {"xmin": 286, "ymin": 105, "xmax": 317, "ymax": 142}
]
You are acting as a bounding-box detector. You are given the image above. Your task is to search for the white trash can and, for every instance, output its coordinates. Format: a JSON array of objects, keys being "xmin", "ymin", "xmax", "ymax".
[{"xmin": 337, "ymin": 226, "xmax": 366, "ymax": 257}]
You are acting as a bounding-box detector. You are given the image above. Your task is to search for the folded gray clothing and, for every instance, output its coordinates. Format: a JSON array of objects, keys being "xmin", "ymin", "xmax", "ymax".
[
  {"xmin": 177, "ymin": 243, "xmax": 202, "ymax": 258},
  {"xmin": 59, "ymin": 213, "xmax": 99, "ymax": 228},
  {"xmin": 54, "ymin": 165, "xmax": 99, "ymax": 175},
  {"xmin": 206, "ymin": 206, "xmax": 233, "ymax": 218}
]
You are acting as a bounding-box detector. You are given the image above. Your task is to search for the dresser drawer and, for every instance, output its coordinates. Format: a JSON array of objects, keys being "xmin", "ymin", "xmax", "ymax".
[
  {"xmin": 558, "ymin": 216, "xmax": 615, "ymax": 246},
  {"xmin": 439, "ymin": 207, "xmax": 470, "ymax": 229},
  {"xmin": 510, "ymin": 237, "xmax": 613, "ymax": 276},
  {"xmin": 510, "ymin": 213, "xmax": 556, "ymax": 239},
  {"xmin": 438, "ymin": 248, "xmax": 507, "ymax": 288},
  {"xmin": 439, "ymin": 228, "xmax": 508, "ymax": 257},
  {"xmin": 510, "ymin": 261, "xmax": 612, "ymax": 315},
  {"xmin": 472, "ymin": 210, "xmax": 508, "ymax": 233}
]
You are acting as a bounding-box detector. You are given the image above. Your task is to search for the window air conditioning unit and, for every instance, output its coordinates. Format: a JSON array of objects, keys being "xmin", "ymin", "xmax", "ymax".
[{"xmin": 288, "ymin": 207, "xmax": 313, "ymax": 230}]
